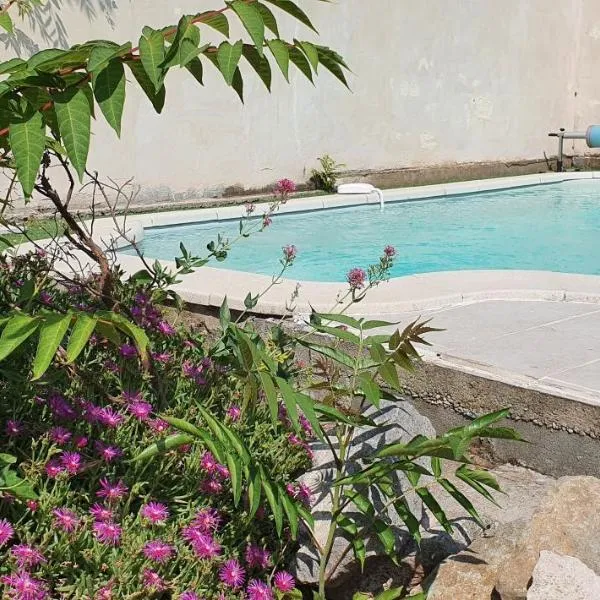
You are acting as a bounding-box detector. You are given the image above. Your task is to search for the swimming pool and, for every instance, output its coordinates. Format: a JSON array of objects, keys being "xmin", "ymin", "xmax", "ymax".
[{"xmin": 122, "ymin": 180, "xmax": 600, "ymax": 282}]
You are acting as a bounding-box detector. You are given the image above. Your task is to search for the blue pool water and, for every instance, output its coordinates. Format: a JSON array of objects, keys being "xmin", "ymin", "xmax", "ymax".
[{"xmin": 123, "ymin": 180, "xmax": 600, "ymax": 282}]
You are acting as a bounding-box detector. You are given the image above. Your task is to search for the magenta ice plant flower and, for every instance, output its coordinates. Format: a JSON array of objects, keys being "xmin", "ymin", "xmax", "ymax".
[
  {"xmin": 191, "ymin": 508, "xmax": 221, "ymax": 533},
  {"xmin": 273, "ymin": 571, "xmax": 296, "ymax": 592},
  {"xmin": 127, "ymin": 400, "xmax": 153, "ymax": 421},
  {"xmin": 119, "ymin": 343, "xmax": 137, "ymax": 358},
  {"xmin": 142, "ymin": 569, "xmax": 167, "ymax": 591},
  {"xmin": 52, "ymin": 508, "xmax": 79, "ymax": 533},
  {"xmin": 157, "ymin": 321, "xmax": 176, "ymax": 336},
  {"xmin": 60, "ymin": 451, "xmax": 82, "ymax": 475},
  {"xmin": 89, "ymin": 503, "xmax": 113, "ymax": 522},
  {"xmin": 245, "ymin": 544, "xmax": 271, "ymax": 570},
  {"xmin": 93, "ymin": 521, "xmax": 122, "ymax": 546},
  {"xmin": 0, "ymin": 518, "xmax": 14, "ymax": 547},
  {"xmin": 141, "ymin": 502, "xmax": 169, "ymax": 524},
  {"xmin": 219, "ymin": 559, "xmax": 245, "ymax": 588},
  {"xmin": 180, "ymin": 592, "xmax": 200, "ymax": 600},
  {"xmin": 226, "ymin": 405, "xmax": 241, "ymax": 422},
  {"xmin": 96, "ymin": 478, "xmax": 128, "ymax": 503},
  {"xmin": 49, "ymin": 426, "xmax": 72, "ymax": 445},
  {"xmin": 95, "ymin": 442, "xmax": 123, "ymax": 463},
  {"xmin": 143, "ymin": 540, "xmax": 174, "ymax": 564},
  {"xmin": 1, "ymin": 571, "xmax": 48, "ymax": 600},
  {"xmin": 247, "ymin": 580, "xmax": 274, "ymax": 600},
  {"xmin": 5, "ymin": 420, "xmax": 23, "ymax": 437},
  {"xmin": 11, "ymin": 544, "xmax": 46, "ymax": 568}
]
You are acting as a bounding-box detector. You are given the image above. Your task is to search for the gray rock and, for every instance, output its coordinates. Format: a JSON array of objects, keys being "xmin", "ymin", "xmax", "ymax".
[
  {"xmin": 293, "ymin": 399, "xmax": 436, "ymax": 587},
  {"xmin": 527, "ymin": 551, "xmax": 600, "ymax": 600}
]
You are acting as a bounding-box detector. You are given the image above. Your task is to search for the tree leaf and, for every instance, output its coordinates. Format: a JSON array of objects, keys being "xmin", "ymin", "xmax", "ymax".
[
  {"xmin": 32, "ymin": 313, "xmax": 71, "ymax": 379},
  {"xmin": 258, "ymin": 371, "xmax": 279, "ymax": 423},
  {"xmin": 9, "ymin": 103, "xmax": 45, "ymax": 197},
  {"xmin": 92, "ymin": 56, "xmax": 126, "ymax": 136},
  {"xmin": 311, "ymin": 312, "xmax": 361, "ymax": 329},
  {"xmin": 185, "ymin": 56, "xmax": 204, "ymax": 85},
  {"xmin": 0, "ymin": 58, "xmax": 26, "ymax": 76},
  {"xmin": 256, "ymin": 2, "xmax": 279, "ymax": 37},
  {"xmin": 289, "ymin": 46, "xmax": 313, "ymax": 82},
  {"xmin": 316, "ymin": 45, "xmax": 350, "ymax": 88},
  {"xmin": 139, "ymin": 27, "xmax": 166, "ymax": 91},
  {"xmin": 298, "ymin": 339, "xmax": 356, "ymax": 369},
  {"xmin": 275, "ymin": 377, "xmax": 300, "ymax": 430},
  {"xmin": 217, "ymin": 41, "xmax": 243, "ymax": 86},
  {"xmin": 260, "ymin": 468, "xmax": 283, "ymax": 535},
  {"xmin": 126, "ymin": 60, "xmax": 166, "ymax": 113},
  {"xmin": 87, "ymin": 42, "xmax": 131, "ymax": 72},
  {"xmin": 135, "ymin": 433, "xmax": 194, "ymax": 462},
  {"xmin": 279, "ymin": 484, "xmax": 299, "ymax": 539},
  {"xmin": 297, "ymin": 40, "xmax": 319, "ymax": 72},
  {"xmin": 53, "ymin": 87, "xmax": 91, "ymax": 181},
  {"xmin": 231, "ymin": 0, "xmax": 265, "ymax": 56},
  {"xmin": 247, "ymin": 465, "xmax": 262, "ymax": 519},
  {"xmin": 0, "ymin": 314, "xmax": 39, "ymax": 363},
  {"xmin": 198, "ymin": 11, "xmax": 230, "ymax": 36},
  {"xmin": 232, "ymin": 66, "xmax": 244, "ymax": 102},
  {"xmin": 415, "ymin": 487, "xmax": 452, "ymax": 534},
  {"xmin": 163, "ymin": 17, "xmax": 201, "ymax": 68},
  {"xmin": 264, "ymin": 0, "xmax": 318, "ymax": 33},
  {"xmin": 358, "ymin": 372, "xmax": 381, "ymax": 408},
  {"xmin": 267, "ymin": 39, "xmax": 289, "ymax": 81},
  {"xmin": 0, "ymin": 12, "xmax": 13, "ymax": 34},
  {"xmin": 65, "ymin": 314, "xmax": 97, "ymax": 363},
  {"xmin": 243, "ymin": 45, "xmax": 271, "ymax": 91}
]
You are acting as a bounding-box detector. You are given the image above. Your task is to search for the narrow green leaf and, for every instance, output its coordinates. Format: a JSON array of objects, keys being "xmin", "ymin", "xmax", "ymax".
[
  {"xmin": 32, "ymin": 313, "xmax": 71, "ymax": 379},
  {"xmin": 416, "ymin": 487, "xmax": 452, "ymax": 534},
  {"xmin": 0, "ymin": 314, "xmax": 39, "ymax": 363},
  {"xmin": 447, "ymin": 409, "xmax": 510, "ymax": 438},
  {"xmin": 394, "ymin": 497, "xmax": 421, "ymax": 543},
  {"xmin": 9, "ymin": 103, "xmax": 45, "ymax": 197},
  {"xmin": 227, "ymin": 453, "xmax": 243, "ymax": 506},
  {"xmin": 231, "ymin": 1, "xmax": 265, "ymax": 56},
  {"xmin": 297, "ymin": 340, "xmax": 355, "ymax": 369},
  {"xmin": 0, "ymin": 58, "xmax": 26, "ymax": 76},
  {"xmin": 126, "ymin": 60, "xmax": 166, "ymax": 113},
  {"xmin": 313, "ymin": 323, "xmax": 359, "ymax": 343},
  {"xmin": 438, "ymin": 477, "xmax": 484, "ymax": 528},
  {"xmin": 374, "ymin": 588, "xmax": 404, "ymax": 600},
  {"xmin": 289, "ymin": 46, "xmax": 313, "ymax": 82},
  {"xmin": 358, "ymin": 372, "xmax": 381, "ymax": 408},
  {"xmin": 135, "ymin": 433, "xmax": 194, "ymax": 462},
  {"xmin": 217, "ymin": 41, "xmax": 243, "ymax": 86},
  {"xmin": 247, "ymin": 465, "xmax": 262, "ymax": 519},
  {"xmin": 0, "ymin": 12, "xmax": 13, "ymax": 34},
  {"xmin": 378, "ymin": 361, "xmax": 401, "ymax": 392},
  {"xmin": 258, "ymin": 371, "xmax": 279, "ymax": 423},
  {"xmin": 243, "ymin": 45, "xmax": 271, "ymax": 91},
  {"xmin": 260, "ymin": 468, "xmax": 283, "ymax": 534},
  {"xmin": 373, "ymin": 518, "xmax": 396, "ymax": 556},
  {"xmin": 92, "ymin": 56, "xmax": 126, "ymax": 136},
  {"xmin": 352, "ymin": 537, "xmax": 366, "ymax": 570},
  {"xmin": 264, "ymin": 0, "xmax": 318, "ymax": 33},
  {"xmin": 316, "ymin": 45, "xmax": 349, "ymax": 88},
  {"xmin": 139, "ymin": 27, "xmax": 166, "ymax": 91},
  {"xmin": 53, "ymin": 87, "xmax": 91, "ymax": 181},
  {"xmin": 312, "ymin": 312, "xmax": 361, "ymax": 329},
  {"xmin": 65, "ymin": 314, "xmax": 97, "ymax": 363},
  {"xmin": 232, "ymin": 66, "xmax": 244, "ymax": 102},
  {"xmin": 256, "ymin": 3, "xmax": 279, "ymax": 37},
  {"xmin": 294, "ymin": 391, "xmax": 323, "ymax": 441},
  {"xmin": 362, "ymin": 319, "xmax": 398, "ymax": 330},
  {"xmin": 198, "ymin": 11, "xmax": 230, "ymax": 36},
  {"xmin": 279, "ymin": 484, "xmax": 299, "ymax": 539},
  {"xmin": 276, "ymin": 377, "xmax": 300, "ymax": 430},
  {"xmin": 94, "ymin": 321, "xmax": 121, "ymax": 347},
  {"xmin": 267, "ymin": 39, "xmax": 289, "ymax": 81},
  {"xmin": 297, "ymin": 40, "xmax": 319, "ymax": 71},
  {"xmin": 185, "ymin": 57, "xmax": 204, "ymax": 85}
]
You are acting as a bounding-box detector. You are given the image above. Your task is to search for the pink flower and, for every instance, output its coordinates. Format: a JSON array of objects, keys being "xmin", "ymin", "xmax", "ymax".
[
  {"xmin": 273, "ymin": 571, "xmax": 295, "ymax": 592},
  {"xmin": 93, "ymin": 521, "xmax": 122, "ymax": 545},
  {"xmin": 275, "ymin": 178, "xmax": 296, "ymax": 195},
  {"xmin": 247, "ymin": 580, "xmax": 274, "ymax": 600},
  {"xmin": 1, "ymin": 571, "xmax": 48, "ymax": 599},
  {"xmin": 119, "ymin": 343, "xmax": 137, "ymax": 358},
  {"xmin": 383, "ymin": 245, "xmax": 396, "ymax": 258},
  {"xmin": 49, "ymin": 394, "xmax": 77, "ymax": 420},
  {"xmin": 245, "ymin": 544, "xmax": 271, "ymax": 570},
  {"xmin": 95, "ymin": 583, "xmax": 114, "ymax": 600},
  {"xmin": 142, "ymin": 569, "xmax": 167, "ymax": 591},
  {"xmin": 44, "ymin": 459, "xmax": 64, "ymax": 479},
  {"xmin": 140, "ymin": 502, "xmax": 169, "ymax": 524},
  {"xmin": 60, "ymin": 451, "xmax": 82, "ymax": 475},
  {"xmin": 127, "ymin": 400, "xmax": 153, "ymax": 421},
  {"xmin": 74, "ymin": 435, "xmax": 88, "ymax": 448},
  {"xmin": 200, "ymin": 476, "xmax": 223, "ymax": 495},
  {"xmin": 143, "ymin": 540, "xmax": 174, "ymax": 564},
  {"xmin": 347, "ymin": 267, "xmax": 367, "ymax": 290},
  {"xmin": 180, "ymin": 592, "xmax": 200, "ymax": 600},
  {"xmin": 89, "ymin": 503, "xmax": 113, "ymax": 522},
  {"xmin": 185, "ymin": 531, "xmax": 221, "ymax": 559},
  {"xmin": 96, "ymin": 478, "xmax": 128, "ymax": 503},
  {"xmin": 39, "ymin": 291, "xmax": 52, "ymax": 305},
  {"xmin": 287, "ymin": 482, "xmax": 313, "ymax": 507},
  {"xmin": 49, "ymin": 426, "xmax": 72, "ymax": 445},
  {"xmin": 282, "ymin": 244, "xmax": 297, "ymax": 262},
  {"xmin": 0, "ymin": 518, "xmax": 14, "ymax": 547},
  {"xmin": 26, "ymin": 500, "xmax": 38, "ymax": 513},
  {"xmin": 95, "ymin": 442, "xmax": 123, "ymax": 463},
  {"xmin": 52, "ymin": 508, "xmax": 79, "ymax": 533},
  {"xmin": 299, "ymin": 415, "xmax": 314, "ymax": 437},
  {"xmin": 200, "ymin": 452, "xmax": 218, "ymax": 474},
  {"xmin": 226, "ymin": 405, "xmax": 241, "ymax": 422},
  {"xmin": 157, "ymin": 321, "xmax": 176, "ymax": 336},
  {"xmin": 11, "ymin": 544, "xmax": 46, "ymax": 568},
  {"xmin": 191, "ymin": 508, "xmax": 221, "ymax": 533},
  {"xmin": 219, "ymin": 559, "xmax": 245, "ymax": 588},
  {"xmin": 262, "ymin": 216, "xmax": 272, "ymax": 228},
  {"xmin": 5, "ymin": 420, "xmax": 23, "ymax": 437},
  {"xmin": 148, "ymin": 418, "xmax": 170, "ymax": 434},
  {"xmin": 97, "ymin": 407, "xmax": 124, "ymax": 428},
  {"xmin": 151, "ymin": 352, "xmax": 171, "ymax": 363}
]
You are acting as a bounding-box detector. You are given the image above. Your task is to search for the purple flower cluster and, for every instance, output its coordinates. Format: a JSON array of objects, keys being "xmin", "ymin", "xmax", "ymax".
[
  {"xmin": 182, "ymin": 507, "xmax": 222, "ymax": 560},
  {"xmin": 198, "ymin": 452, "xmax": 230, "ymax": 495},
  {"xmin": 182, "ymin": 358, "xmax": 211, "ymax": 386},
  {"xmin": 286, "ymin": 482, "xmax": 313, "ymax": 507},
  {"xmin": 347, "ymin": 267, "xmax": 367, "ymax": 291}
]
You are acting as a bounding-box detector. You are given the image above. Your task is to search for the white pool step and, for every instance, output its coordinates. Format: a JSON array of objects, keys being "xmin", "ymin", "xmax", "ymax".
[{"xmin": 337, "ymin": 183, "xmax": 384, "ymax": 210}]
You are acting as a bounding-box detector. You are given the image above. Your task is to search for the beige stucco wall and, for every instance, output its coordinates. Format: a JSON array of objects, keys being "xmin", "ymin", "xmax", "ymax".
[{"xmin": 3, "ymin": 0, "xmax": 600, "ymax": 199}]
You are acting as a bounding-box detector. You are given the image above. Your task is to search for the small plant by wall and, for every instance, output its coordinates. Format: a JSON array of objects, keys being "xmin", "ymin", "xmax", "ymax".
[{"xmin": 310, "ymin": 155, "xmax": 346, "ymax": 193}]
